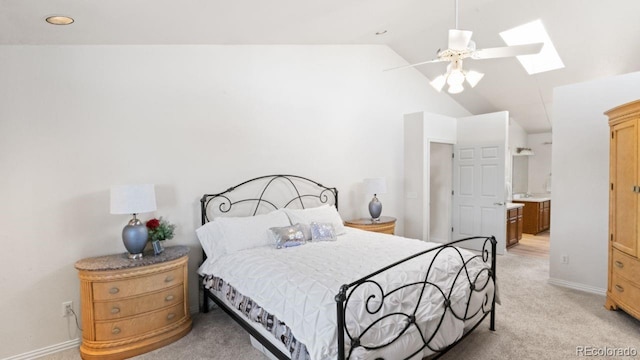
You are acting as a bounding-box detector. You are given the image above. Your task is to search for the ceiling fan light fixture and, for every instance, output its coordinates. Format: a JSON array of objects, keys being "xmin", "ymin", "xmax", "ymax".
[
  {"xmin": 448, "ymin": 83, "xmax": 464, "ymax": 94},
  {"xmin": 447, "ymin": 70, "xmax": 465, "ymax": 86},
  {"xmin": 430, "ymin": 75, "xmax": 447, "ymax": 92},
  {"xmin": 465, "ymin": 70, "xmax": 484, "ymax": 87}
]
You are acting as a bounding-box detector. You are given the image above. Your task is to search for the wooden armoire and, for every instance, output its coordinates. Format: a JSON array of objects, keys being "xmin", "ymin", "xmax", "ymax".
[{"xmin": 605, "ymin": 99, "xmax": 640, "ymax": 320}]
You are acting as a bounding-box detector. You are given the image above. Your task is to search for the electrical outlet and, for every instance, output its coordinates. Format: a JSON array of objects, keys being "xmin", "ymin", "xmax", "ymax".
[
  {"xmin": 561, "ymin": 255, "xmax": 569, "ymax": 265},
  {"xmin": 62, "ymin": 301, "xmax": 73, "ymax": 317}
]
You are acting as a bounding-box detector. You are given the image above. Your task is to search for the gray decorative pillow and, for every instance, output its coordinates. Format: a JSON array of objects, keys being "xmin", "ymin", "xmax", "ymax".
[
  {"xmin": 310, "ymin": 222, "xmax": 337, "ymax": 242},
  {"xmin": 270, "ymin": 224, "xmax": 306, "ymax": 249}
]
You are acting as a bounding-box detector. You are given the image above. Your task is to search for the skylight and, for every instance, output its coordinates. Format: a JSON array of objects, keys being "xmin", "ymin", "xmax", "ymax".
[{"xmin": 499, "ymin": 19, "xmax": 564, "ymax": 75}]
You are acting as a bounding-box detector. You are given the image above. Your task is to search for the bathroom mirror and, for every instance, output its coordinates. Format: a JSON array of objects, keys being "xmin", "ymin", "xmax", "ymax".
[{"xmin": 512, "ymin": 156, "xmax": 529, "ymax": 195}]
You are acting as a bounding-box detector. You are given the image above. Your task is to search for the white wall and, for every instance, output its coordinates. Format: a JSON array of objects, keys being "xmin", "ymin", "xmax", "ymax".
[
  {"xmin": 403, "ymin": 113, "xmax": 426, "ymax": 239},
  {"xmin": 508, "ymin": 119, "xmax": 528, "ymax": 153},
  {"xmin": 527, "ymin": 132, "xmax": 552, "ymax": 195},
  {"xmin": 550, "ymin": 71, "xmax": 640, "ymax": 293},
  {"xmin": 457, "ymin": 112, "xmax": 509, "ymax": 144},
  {"xmin": 0, "ymin": 45, "xmax": 471, "ymax": 358}
]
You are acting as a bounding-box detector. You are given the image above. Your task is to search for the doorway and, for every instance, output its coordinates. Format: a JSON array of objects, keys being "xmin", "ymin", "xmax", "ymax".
[{"xmin": 429, "ymin": 142, "xmax": 453, "ymax": 243}]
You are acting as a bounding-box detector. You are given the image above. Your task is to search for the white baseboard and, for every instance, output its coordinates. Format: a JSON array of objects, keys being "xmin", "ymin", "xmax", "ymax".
[
  {"xmin": 2, "ymin": 338, "xmax": 80, "ymax": 360},
  {"xmin": 548, "ymin": 278, "xmax": 606, "ymax": 296}
]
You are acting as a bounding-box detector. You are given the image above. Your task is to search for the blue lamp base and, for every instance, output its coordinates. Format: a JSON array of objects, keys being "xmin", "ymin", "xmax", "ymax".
[
  {"xmin": 368, "ymin": 195, "xmax": 382, "ymax": 221},
  {"xmin": 122, "ymin": 217, "xmax": 148, "ymax": 259}
]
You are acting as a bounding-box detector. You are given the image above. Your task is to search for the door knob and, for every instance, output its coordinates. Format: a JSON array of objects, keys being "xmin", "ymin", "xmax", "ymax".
[{"xmin": 494, "ymin": 202, "xmax": 504, "ymax": 206}]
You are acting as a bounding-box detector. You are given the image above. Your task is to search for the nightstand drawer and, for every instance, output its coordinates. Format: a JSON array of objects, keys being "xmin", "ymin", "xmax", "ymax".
[
  {"xmin": 95, "ymin": 302, "xmax": 185, "ymax": 341},
  {"xmin": 93, "ymin": 267, "xmax": 183, "ymax": 301},
  {"xmin": 94, "ymin": 284, "xmax": 184, "ymax": 320},
  {"xmin": 610, "ymin": 272, "xmax": 640, "ymax": 307},
  {"xmin": 612, "ymin": 248, "xmax": 640, "ymax": 286}
]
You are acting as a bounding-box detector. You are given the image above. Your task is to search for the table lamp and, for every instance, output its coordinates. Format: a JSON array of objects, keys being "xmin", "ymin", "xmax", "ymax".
[
  {"xmin": 364, "ymin": 178, "xmax": 387, "ymax": 221},
  {"xmin": 110, "ymin": 184, "xmax": 157, "ymax": 259}
]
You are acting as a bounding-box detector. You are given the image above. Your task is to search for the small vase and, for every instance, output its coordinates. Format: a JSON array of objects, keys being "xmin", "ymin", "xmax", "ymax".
[{"xmin": 122, "ymin": 222, "xmax": 148, "ymax": 259}]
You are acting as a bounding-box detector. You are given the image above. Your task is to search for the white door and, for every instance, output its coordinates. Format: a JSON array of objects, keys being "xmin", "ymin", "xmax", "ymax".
[{"xmin": 452, "ymin": 144, "xmax": 506, "ymax": 254}]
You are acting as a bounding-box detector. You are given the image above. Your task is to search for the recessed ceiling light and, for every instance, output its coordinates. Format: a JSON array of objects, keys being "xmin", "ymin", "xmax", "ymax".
[
  {"xmin": 375, "ymin": 30, "xmax": 388, "ymax": 36},
  {"xmin": 499, "ymin": 19, "xmax": 564, "ymax": 75},
  {"xmin": 46, "ymin": 16, "xmax": 74, "ymax": 25}
]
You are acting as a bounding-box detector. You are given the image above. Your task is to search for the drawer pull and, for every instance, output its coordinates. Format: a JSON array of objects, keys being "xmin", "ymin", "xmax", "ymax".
[
  {"xmin": 167, "ymin": 313, "xmax": 176, "ymax": 320},
  {"xmin": 165, "ymin": 295, "xmax": 175, "ymax": 302},
  {"xmin": 109, "ymin": 287, "xmax": 119, "ymax": 295},
  {"xmin": 164, "ymin": 276, "xmax": 174, "ymax": 283},
  {"xmin": 615, "ymin": 260, "xmax": 624, "ymax": 268},
  {"xmin": 110, "ymin": 307, "xmax": 120, "ymax": 314},
  {"xmin": 615, "ymin": 284, "xmax": 624, "ymax": 293},
  {"xmin": 111, "ymin": 327, "xmax": 121, "ymax": 335}
]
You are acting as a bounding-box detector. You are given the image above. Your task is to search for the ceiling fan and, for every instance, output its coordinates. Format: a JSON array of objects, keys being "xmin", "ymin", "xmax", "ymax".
[{"xmin": 387, "ymin": 0, "xmax": 543, "ymax": 94}]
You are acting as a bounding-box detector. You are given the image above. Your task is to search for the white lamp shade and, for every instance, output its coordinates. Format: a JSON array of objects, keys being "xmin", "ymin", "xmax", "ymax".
[
  {"xmin": 446, "ymin": 70, "xmax": 465, "ymax": 86},
  {"xmin": 447, "ymin": 83, "xmax": 464, "ymax": 94},
  {"xmin": 364, "ymin": 178, "xmax": 387, "ymax": 195},
  {"xmin": 429, "ymin": 75, "xmax": 447, "ymax": 92},
  {"xmin": 465, "ymin": 70, "xmax": 484, "ymax": 88},
  {"xmin": 110, "ymin": 184, "xmax": 157, "ymax": 214}
]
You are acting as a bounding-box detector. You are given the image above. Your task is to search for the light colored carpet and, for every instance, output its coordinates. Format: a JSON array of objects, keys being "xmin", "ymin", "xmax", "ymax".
[{"xmin": 46, "ymin": 253, "xmax": 640, "ymax": 360}]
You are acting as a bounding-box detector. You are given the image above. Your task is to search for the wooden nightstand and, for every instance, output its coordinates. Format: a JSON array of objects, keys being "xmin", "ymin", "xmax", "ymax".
[
  {"xmin": 75, "ymin": 246, "xmax": 192, "ymax": 360},
  {"xmin": 344, "ymin": 216, "xmax": 397, "ymax": 235}
]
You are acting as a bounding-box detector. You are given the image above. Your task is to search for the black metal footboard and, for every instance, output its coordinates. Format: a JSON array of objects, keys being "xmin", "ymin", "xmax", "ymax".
[{"xmin": 335, "ymin": 236, "xmax": 497, "ymax": 360}]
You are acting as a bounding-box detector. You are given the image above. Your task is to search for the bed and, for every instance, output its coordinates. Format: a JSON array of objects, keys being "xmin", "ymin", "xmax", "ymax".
[{"xmin": 197, "ymin": 174, "xmax": 497, "ymax": 360}]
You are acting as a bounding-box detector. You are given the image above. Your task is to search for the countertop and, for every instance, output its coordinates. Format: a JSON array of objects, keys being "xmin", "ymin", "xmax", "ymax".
[
  {"xmin": 506, "ymin": 202, "xmax": 525, "ymax": 210},
  {"xmin": 75, "ymin": 245, "xmax": 189, "ymax": 271},
  {"xmin": 512, "ymin": 197, "xmax": 551, "ymax": 203}
]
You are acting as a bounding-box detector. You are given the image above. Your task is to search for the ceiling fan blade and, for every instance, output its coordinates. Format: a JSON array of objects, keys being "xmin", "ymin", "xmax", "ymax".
[
  {"xmin": 383, "ymin": 58, "xmax": 447, "ymax": 72},
  {"xmin": 472, "ymin": 42, "xmax": 543, "ymax": 59},
  {"xmin": 448, "ymin": 29, "xmax": 473, "ymax": 50}
]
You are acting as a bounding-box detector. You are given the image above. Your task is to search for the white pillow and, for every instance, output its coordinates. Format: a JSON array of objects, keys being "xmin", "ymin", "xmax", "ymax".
[
  {"xmin": 196, "ymin": 209, "xmax": 291, "ymax": 264},
  {"xmin": 195, "ymin": 221, "xmax": 225, "ymax": 264},
  {"xmin": 282, "ymin": 205, "xmax": 345, "ymax": 235},
  {"xmin": 216, "ymin": 210, "xmax": 291, "ymax": 253}
]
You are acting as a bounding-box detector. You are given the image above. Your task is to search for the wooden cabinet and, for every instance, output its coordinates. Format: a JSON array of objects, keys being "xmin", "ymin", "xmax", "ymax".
[
  {"xmin": 517, "ymin": 207, "xmax": 524, "ymax": 240},
  {"xmin": 75, "ymin": 246, "xmax": 192, "ymax": 359},
  {"xmin": 513, "ymin": 200, "xmax": 550, "ymax": 234},
  {"xmin": 541, "ymin": 201, "xmax": 550, "ymax": 231},
  {"xmin": 605, "ymin": 100, "xmax": 640, "ymax": 321},
  {"xmin": 344, "ymin": 216, "xmax": 396, "ymax": 234},
  {"xmin": 506, "ymin": 207, "xmax": 523, "ymax": 247}
]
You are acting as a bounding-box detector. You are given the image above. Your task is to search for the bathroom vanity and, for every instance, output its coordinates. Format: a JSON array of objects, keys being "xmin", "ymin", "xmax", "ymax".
[{"xmin": 512, "ymin": 197, "xmax": 551, "ymax": 234}]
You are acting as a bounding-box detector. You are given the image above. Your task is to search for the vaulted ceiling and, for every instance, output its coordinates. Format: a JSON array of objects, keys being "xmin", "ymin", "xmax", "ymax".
[{"xmin": 2, "ymin": 0, "xmax": 640, "ymax": 133}]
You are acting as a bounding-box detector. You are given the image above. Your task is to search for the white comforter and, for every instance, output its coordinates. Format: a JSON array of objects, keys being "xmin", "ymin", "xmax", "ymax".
[{"xmin": 198, "ymin": 228, "xmax": 493, "ymax": 360}]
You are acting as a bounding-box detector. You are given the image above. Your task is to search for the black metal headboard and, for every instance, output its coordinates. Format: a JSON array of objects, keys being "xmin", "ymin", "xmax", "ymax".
[{"xmin": 200, "ymin": 174, "xmax": 338, "ymax": 225}]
